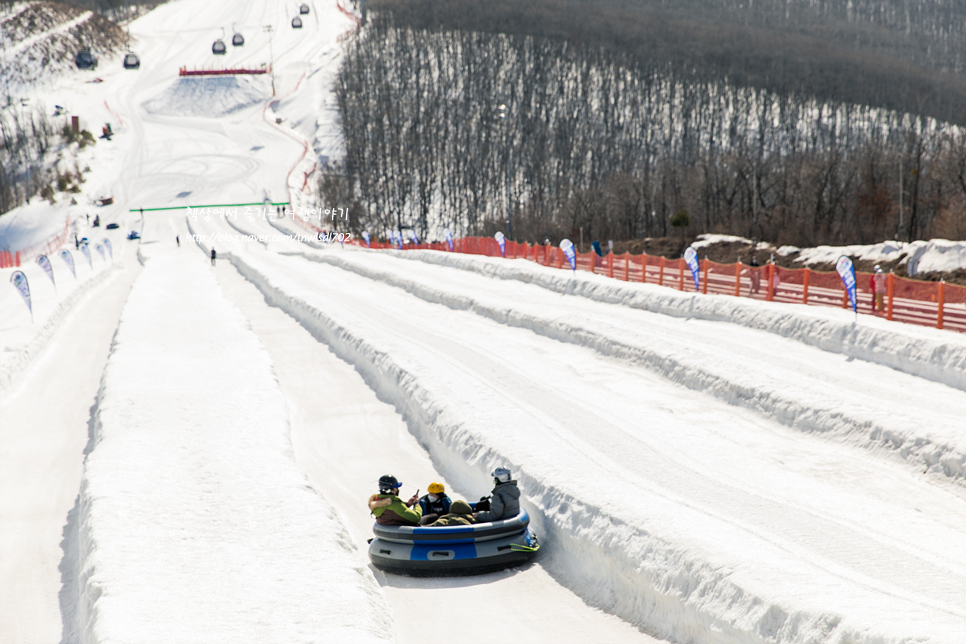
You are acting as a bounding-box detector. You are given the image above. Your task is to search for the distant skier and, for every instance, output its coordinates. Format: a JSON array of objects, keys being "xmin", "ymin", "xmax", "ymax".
[
  {"xmin": 473, "ymin": 467, "xmax": 520, "ymax": 522},
  {"xmin": 210, "ymin": 248, "xmax": 216, "ymax": 266},
  {"xmin": 176, "ymin": 235, "xmax": 180, "ymax": 247}
]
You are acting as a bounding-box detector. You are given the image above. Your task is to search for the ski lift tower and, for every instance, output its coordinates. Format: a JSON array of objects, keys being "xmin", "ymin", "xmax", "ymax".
[
  {"xmin": 263, "ymin": 24, "xmax": 275, "ymax": 96},
  {"xmin": 20, "ymin": 98, "xmax": 30, "ymax": 203}
]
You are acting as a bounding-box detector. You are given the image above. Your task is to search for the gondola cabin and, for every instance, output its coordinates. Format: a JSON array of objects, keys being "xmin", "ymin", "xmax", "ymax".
[
  {"xmin": 300, "ymin": 4, "xmax": 310, "ymax": 14},
  {"xmin": 292, "ymin": 16, "xmax": 303, "ymax": 28},
  {"xmin": 75, "ymin": 47, "xmax": 98, "ymax": 70},
  {"xmin": 232, "ymin": 32, "xmax": 244, "ymax": 46},
  {"xmin": 212, "ymin": 39, "xmax": 227, "ymax": 54},
  {"xmin": 123, "ymin": 53, "xmax": 140, "ymax": 69}
]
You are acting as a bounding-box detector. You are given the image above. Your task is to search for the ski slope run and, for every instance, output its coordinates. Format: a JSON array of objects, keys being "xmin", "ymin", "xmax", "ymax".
[{"xmin": 201, "ymin": 230, "xmax": 966, "ymax": 644}]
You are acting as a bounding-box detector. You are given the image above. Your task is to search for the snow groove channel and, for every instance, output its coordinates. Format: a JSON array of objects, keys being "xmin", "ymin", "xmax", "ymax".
[
  {"xmin": 228, "ymin": 251, "xmax": 958, "ymax": 644},
  {"xmin": 377, "ymin": 249, "xmax": 966, "ymax": 392},
  {"xmin": 285, "ymin": 249, "xmax": 966, "ymax": 485},
  {"xmin": 1, "ymin": 259, "xmax": 124, "ymax": 394},
  {"xmin": 62, "ymin": 251, "xmax": 395, "ymax": 643}
]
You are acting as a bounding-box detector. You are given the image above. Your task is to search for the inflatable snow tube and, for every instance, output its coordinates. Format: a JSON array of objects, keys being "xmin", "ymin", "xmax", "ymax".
[{"xmin": 368, "ymin": 508, "xmax": 540, "ymax": 576}]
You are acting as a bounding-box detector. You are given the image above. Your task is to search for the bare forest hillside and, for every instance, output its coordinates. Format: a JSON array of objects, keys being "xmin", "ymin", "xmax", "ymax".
[{"xmin": 328, "ymin": 0, "xmax": 966, "ymax": 249}]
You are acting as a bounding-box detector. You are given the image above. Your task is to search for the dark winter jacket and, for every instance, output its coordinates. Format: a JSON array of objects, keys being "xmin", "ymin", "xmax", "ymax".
[
  {"xmin": 368, "ymin": 494, "xmax": 422, "ymax": 526},
  {"xmin": 475, "ymin": 480, "xmax": 521, "ymax": 522},
  {"xmin": 418, "ymin": 493, "xmax": 452, "ymax": 517},
  {"xmin": 431, "ymin": 500, "xmax": 475, "ymax": 526}
]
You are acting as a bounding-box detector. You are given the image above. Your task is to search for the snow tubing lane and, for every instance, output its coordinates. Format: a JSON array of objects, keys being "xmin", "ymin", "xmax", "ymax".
[{"xmin": 369, "ymin": 510, "xmax": 539, "ymax": 576}]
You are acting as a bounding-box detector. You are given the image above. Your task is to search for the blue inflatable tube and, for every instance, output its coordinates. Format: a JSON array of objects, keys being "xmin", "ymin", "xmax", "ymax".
[{"xmin": 368, "ymin": 508, "xmax": 540, "ymax": 575}]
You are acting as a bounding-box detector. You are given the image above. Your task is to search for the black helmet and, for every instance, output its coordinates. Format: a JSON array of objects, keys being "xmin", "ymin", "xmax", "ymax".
[{"xmin": 378, "ymin": 474, "xmax": 401, "ymax": 493}]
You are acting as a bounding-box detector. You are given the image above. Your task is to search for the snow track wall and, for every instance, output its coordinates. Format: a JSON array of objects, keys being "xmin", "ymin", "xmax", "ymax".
[
  {"xmin": 0, "ymin": 260, "xmax": 123, "ymax": 393},
  {"xmin": 378, "ymin": 249, "xmax": 966, "ymax": 393},
  {"xmin": 228, "ymin": 250, "xmax": 956, "ymax": 644},
  {"xmin": 281, "ymin": 249, "xmax": 966, "ymax": 485},
  {"xmin": 62, "ymin": 251, "xmax": 395, "ymax": 643}
]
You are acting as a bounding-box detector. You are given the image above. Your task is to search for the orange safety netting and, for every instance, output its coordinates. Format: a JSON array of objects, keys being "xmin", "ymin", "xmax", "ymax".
[
  {"xmin": 2, "ymin": 219, "xmax": 71, "ymax": 268},
  {"xmin": 348, "ymin": 235, "xmax": 966, "ymax": 333}
]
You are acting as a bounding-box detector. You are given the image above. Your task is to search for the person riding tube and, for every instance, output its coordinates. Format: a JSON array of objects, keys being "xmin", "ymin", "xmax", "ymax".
[
  {"xmin": 368, "ymin": 474, "xmax": 422, "ymax": 526},
  {"xmin": 430, "ymin": 500, "xmax": 475, "ymax": 526},
  {"xmin": 417, "ymin": 481, "xmax": 452, "ymax": 525},
  {"xmin": 474, "ymin": 467, "xmax": 520, "ymax": 523}
]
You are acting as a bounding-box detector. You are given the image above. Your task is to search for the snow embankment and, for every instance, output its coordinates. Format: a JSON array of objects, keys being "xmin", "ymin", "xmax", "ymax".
[
  {"xmin": 792, "ymin": 239, "xmax": 966, "ymax": 275},
  {"xmin": 378, "ymin": 249, "xmax": 966, "ymax": 392},
  {"xmin": 143, "ymin": 76, "xmax": 271, "ymax": 119},
  {"xmin": 61, "ymin": 248, "xmax": 394, "ymax": 643},
  {"xmin": 228, "ymin": 249, "xmax": 966, "ymax": 644},
  {"xmin": 0, "ymin": 237, "xmax": 126, "ymax": 394},
  {"xmin": 285, "ymin": 248, "xmax": 966, "ymax": 485}
]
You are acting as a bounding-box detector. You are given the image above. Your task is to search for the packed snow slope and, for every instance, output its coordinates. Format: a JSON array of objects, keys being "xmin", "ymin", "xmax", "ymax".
[
  {"xmin": 60, "ymin": 233, "xmax": 395, "ymax": 644},
  {"xmin": 0, "ymin": 242, "xmax": 140, "ymax": 644},
  {"xmin": 3, "ymin": 0, "xmax": 965, "ymax": 641},
  {"xmin": 206, "ymin": 238, "xmax": 965, "ymax": 644},
  {"xmin": 213, "ymin": 243, "xmax": 664, "ymax": 644},
  {"xmin": 2, "ymin": 0, "xmax": 667, "ymax": 642}
]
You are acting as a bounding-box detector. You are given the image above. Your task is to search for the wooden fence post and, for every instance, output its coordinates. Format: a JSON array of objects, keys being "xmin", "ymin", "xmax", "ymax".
[
  {"xmin": 937, "ymin": 281, "xmax": 945, "ymax": 330},
  {"xmin": 659, "ymin": 256, "xmax": 665, "ymax": 286},
  {"xmin": 734, "ymin": 262, "xmax": 741, "ymax": 297},
  {"xmin": 641, "ymin": 253, "xmax": 647, "ymax": 283},
  {"xmin": 887, "ymin": 273, "xmax": 895, "ymax": 320},
  {"xmin": 678, "ymin": 258, "xmax": 685, "ymax": 290},
  {"xmin": 608, "ymin": 252, "xmax": 614, "ymax": 279}
]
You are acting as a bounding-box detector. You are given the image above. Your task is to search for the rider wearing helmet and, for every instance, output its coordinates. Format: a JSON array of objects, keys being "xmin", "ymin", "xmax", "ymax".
[
  {"xmin": 474, "ymin": 467, "xmax": 520, "ymax": 523},
  {"xmin": 430, "ymin": 500, "xmax": 475, "ymax": 526},
  {"xmin": 417, "ymin": 481, "xmax": 452, "ymax": 525},
  {"xmin": 368, "ymin": 474, "xmax": 422, "ymax": 526}
]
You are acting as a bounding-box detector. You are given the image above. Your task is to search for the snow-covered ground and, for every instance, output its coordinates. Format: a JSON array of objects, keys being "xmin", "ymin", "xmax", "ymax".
[
  {"xmin": 1, "ymin": 1, "xmax": 965, "ymax": 643},
  {"xmin": 696, "ymin": 234, "xmax": 966, "ymax": 275}
]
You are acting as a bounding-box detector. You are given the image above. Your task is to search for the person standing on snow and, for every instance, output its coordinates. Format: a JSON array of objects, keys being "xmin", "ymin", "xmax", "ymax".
[
  {"xmin": 873, "ymin": 265, "xmax": 887, "ymax": 312},
  {"xmin": 368, "ymin": 475, "xmax": 422, "ymax": 526},
  {"xmin": 474, "ymin": 467, "xmax": 520, "ymax": 523},
  {"xmin": 748, "ymin": 255, "xmax": 761, "ymax": 295},
  {"xmin": 210, "ymin": 248, "xmax": 216, "ymax": 266},
  {"xmin": 416, "ymin": 482, "xmax": 452, "ymax": 525},
  {"xmin": 868, "ymin": 270, "xmax": 877, "ymax": 312}
]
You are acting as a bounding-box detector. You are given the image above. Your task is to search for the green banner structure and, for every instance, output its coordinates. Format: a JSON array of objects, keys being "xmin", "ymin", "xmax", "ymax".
[{"xmin": 129, "ymin": 201, "xmax": 290, "ymax": 212}]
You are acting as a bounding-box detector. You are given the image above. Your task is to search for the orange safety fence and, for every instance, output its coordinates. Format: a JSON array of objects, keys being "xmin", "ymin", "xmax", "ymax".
[
  {"xmin": 354, "ymin": 235, "xmax": 965, "ymax": 333},
  {"xmin": 1, "ymin": 218, "xmax": 71, "ymax": 269}
]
